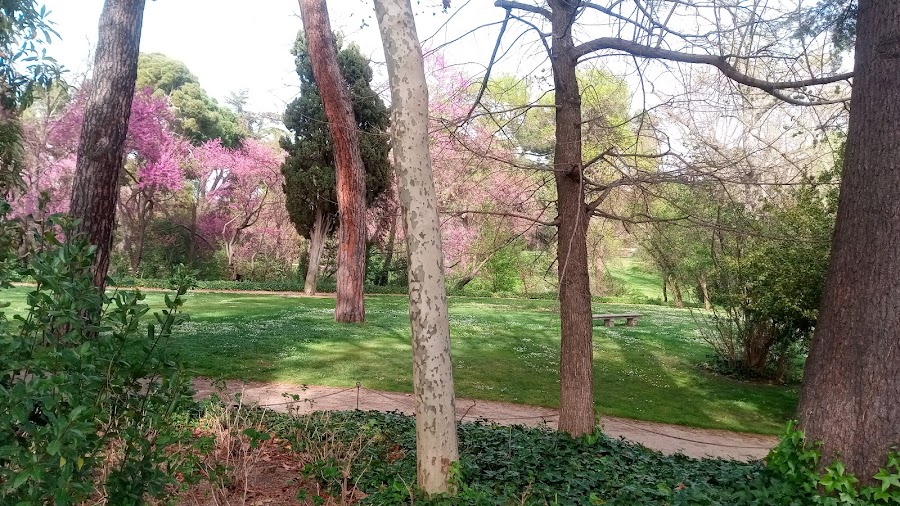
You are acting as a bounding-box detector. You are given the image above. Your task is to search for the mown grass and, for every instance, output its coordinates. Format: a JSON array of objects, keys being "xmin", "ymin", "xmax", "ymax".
[
  {"xmin": 606, "ymin": 257, "xmax": 667, "ymax": 301},
  {"xmin": 0, "ymin": 286, "xmax": 797, "ymax": 434}
]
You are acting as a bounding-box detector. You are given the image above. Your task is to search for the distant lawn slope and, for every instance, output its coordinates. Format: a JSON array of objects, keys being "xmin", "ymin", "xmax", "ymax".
[
  {"xmin": 1, "ymin": 287, "xmax": 796, "ymax": 434},
  {"xmin": 606, "ymin": 257, "xmax": 666, "ymax": 302}
]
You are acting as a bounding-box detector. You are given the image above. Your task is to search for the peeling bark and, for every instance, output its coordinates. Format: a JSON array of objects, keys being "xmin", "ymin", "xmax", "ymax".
[{"xmin": 374, "ymin": 0, "xmax": 459, "ymax": 494}]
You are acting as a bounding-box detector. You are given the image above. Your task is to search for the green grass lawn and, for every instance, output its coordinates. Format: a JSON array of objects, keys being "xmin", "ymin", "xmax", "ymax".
[
  {"xmin": 606, "ymin": 257, "xmax": 667, "ymax": 301},
  {"xmin": 1, "ymin": 286, "xmax": 797, "ymax": 434}
]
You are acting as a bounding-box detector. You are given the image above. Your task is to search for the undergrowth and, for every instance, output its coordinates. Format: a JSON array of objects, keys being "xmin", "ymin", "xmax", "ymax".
[{"xmin": 257, "ymin": 410, "xmax": 900, "ymax": 505}]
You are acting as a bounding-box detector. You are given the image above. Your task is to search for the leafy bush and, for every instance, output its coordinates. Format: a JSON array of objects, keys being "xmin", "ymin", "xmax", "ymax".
[
  {"xmin": 0, "ymin": 212, "xmax": 200, "ymax": 504},
  {"xmin": 767, "ymin": 422, "xmax": 900, "ymax": 505}
]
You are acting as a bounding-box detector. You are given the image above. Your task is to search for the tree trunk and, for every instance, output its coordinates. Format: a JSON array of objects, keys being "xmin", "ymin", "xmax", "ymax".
[
  {"xmin": 68, "ymin": 0, "xmax": 146, "ymax": 289},
  {"xmin": 743, "ymin": 319, "xmax": 774, "ymax": 374},
  {"xmin": 662, "ymin": 275, "xmax": 668, "ymax": 302},
  {"xmin": 590, "ymin": 241, "xmax": 606, "ymax": 295},
  {"xmin": 671, "ymin": 277, "xmax": 684, "ymax": 308},
  {"xmin": 798, "ymin": 0, "xmax": 900, "ymax": 482},
  {"xmin": 373, "ymin": 0, "xmax": 459, "ymax": 495},
  {"xmin": 549, "ymin": 0, "xmax": 596, "ymax": 437},
  {"xmin": 188, "ymin": 199, "xmax": 198, "ymax": 263},
  {"xmin": 699, "ymin": 274, "xmax": 711, "ymax": 310},
  {"xmin": 376, "ymin": 209, "xmax": 398, "ymax": 286},
  {"xmin": 299, "ymin": 0, "xmax": 367, "ymax": 323},
  {"xmin": 304, "ymin": 207, "xmax": 330, "ymax": 295}
]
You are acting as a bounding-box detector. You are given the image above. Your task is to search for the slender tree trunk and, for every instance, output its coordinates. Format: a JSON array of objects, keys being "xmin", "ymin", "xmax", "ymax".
[
  {"xmin": 374, "ymin": 0, "xmax": 459, "ymax": 494},
  {"xmin": 128, "ymin": 195, "xmax": 152, "ymax": 276},
  {"xmin": 671, "ymin": 278, "xmax": 684, "ymax": 308},
  {"xmin": 188, "ymin": 200, "xmax": 198, "ymax": 263},
  {"xmin": 699, "ymin": 274, "xmax": 711, "ymax": 310},
  {"xmin": 299, "ymin": 0, "xmax": 367, "ymax": 323},
  {"xmin": 68, "ymin": 0, "xmax": 146, "ymax": 289},
  {"xmin": 662, "ymin": 275, "xmax": 668, "ymax": 302},
  {"xmin": 377, "ymin": 209, "xmax": 398, "ymax": 285},
  {"xmin": 590, "ymin": 242, "xmax": 606, "ymax": 294},
  {"xmin": 798, "ymin": 0, "xmax": 900, "ymax": 482},
  {"xmin": 304, "ymin": 208, "xmax": 330, "ymax": 295},
  {"xmin": 549, "ymin": 0, "xmax": 595, "ymax": 437}
]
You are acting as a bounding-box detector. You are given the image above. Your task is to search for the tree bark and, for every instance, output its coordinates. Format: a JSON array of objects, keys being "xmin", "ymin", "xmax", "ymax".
[
  {"xmin": 304, "ymin": 207, "xmax": 331, "ymax": 295},
  {"xmin": 798, "ymin": 0, "xmax": 900, "ymax": 482},
  {"xmin": 299, "ymin": 0, "xmax": 367, "ymax": 323},
  {"xmin": 699, "ymin": 274, "xmax": 711, "ymax": 310},
  {"xmin": 374, "ymin": 0, "xmax": 459, "ymax": 495},
  {"xmin": 549, "ymin": 0, "xmax": 596, "ymax": 437},
  {"xmin": 376, "ymin": 209, "xmax": 398, "ymax": 286},
  {"xmin": 671, "ymin": 277, "xmax": 684, "ymax": 308},
  {"xmin": 68, "ymin": 0, "xmax": 146, "ymax": 289}
]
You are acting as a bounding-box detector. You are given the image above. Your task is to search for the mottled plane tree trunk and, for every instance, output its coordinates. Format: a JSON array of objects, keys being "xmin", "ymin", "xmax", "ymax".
[{"xmin": 373, "ymin": 0, "xmax": 460, "ymax": 495}]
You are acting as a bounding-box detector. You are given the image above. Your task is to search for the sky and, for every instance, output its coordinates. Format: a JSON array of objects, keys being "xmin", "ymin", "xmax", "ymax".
[{"xmin": 41, "ymin": 0, "xmax": 511, "ymax": 115}]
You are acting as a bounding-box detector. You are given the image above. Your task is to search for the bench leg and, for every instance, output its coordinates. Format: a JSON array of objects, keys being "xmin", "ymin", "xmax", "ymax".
[
  {"xmin": 604, "ymin": 319, "xmax": 614, "ymax": 327},
  {"xmin": 627, "ymin": 318, "xmax": 636, "ymax": 327}
]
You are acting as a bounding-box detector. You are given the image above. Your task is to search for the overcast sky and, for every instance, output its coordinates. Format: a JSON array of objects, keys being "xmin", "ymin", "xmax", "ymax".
[{"xmin": 42, "ymin": 0, "xmax": 511, "ymax": 114}]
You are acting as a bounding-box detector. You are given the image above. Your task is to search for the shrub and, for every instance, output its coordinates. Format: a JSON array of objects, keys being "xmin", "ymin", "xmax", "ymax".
[{"xmin": 0, "ymin": 211, "xmax": 200, "ymax": 504}]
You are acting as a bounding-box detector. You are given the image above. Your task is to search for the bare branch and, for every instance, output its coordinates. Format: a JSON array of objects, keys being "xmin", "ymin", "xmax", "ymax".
[
  {"xmin": 493, "ymin": 0, "xmax": 550, "ymax": 19},
  {"xmin": 441, "ymin": 208, "xmax": 558, "ymax": 226},
  {"xmin": 573, "ymin": 37, "xmax": 852, "ymax": 104},
  {"xmin": 462, "ymin": 9, "xmax": 512, "ymax": 126}
]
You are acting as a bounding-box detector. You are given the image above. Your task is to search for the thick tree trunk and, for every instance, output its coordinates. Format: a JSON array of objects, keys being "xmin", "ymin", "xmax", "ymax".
[
  {"xmin": 798, "ymin": 0, "xmax": 900, "ymax": 482},
  {"xmin": 304, "ymin": 208, "xmax": 330, "ymax": 295},
  {"xmin": 68, "ymin": 0, "xmax": 146, "ymax": 289},
  {"xmin": 374, "ymin": 0, "xmax": 459, "ymax": 495},
  {"xmin": 549, "ymin": 0, "xmax": 596, "ymax": 437},
  {"xmin": 299, "ymin": 0, "xmax": 367, "ymax": 323}
]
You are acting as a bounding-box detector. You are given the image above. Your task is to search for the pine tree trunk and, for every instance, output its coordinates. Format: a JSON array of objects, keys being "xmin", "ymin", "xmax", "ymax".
[
  {"xmin": 550, "ymin": 0, "xmax": 596, "ymax": 437},
  {"xmin": 304, "ymin": 208, "xmax": 330, "ymax": 295},
  {"xmin": 798, "ymin": 0, "xmax": 900, "ymax": 482},
  {"xmin": 374, "ymin": 0, "xmax": 459, "ymax": 494},
  {"xmin": 299, "ymin": 0, "xmax": 367, "ymax": 323},
  {"xmin": 68, "ymin": 0, "xmax": 146, "ymax": 289}
]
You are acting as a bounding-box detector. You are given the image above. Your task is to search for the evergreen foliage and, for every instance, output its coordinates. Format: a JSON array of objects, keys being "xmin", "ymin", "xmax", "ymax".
[{"xmin": 280, "ymin": 33, "xmax": 391, "ymax": 240}]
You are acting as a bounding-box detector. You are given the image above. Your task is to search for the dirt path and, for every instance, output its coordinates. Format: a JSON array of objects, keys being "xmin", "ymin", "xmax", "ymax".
[{"xmin": 192, "ymin": 378, "xmax": 777, "ymax": 462}]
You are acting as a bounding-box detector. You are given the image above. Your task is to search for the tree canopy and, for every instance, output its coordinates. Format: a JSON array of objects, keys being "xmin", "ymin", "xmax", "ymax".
[
  {"xmin": 136, "ymin": 52, "xmax": 244, "ymax": 147},
  {"xmin": 280, "ymin": 33, "xmax": 390, "ymax": 240}
]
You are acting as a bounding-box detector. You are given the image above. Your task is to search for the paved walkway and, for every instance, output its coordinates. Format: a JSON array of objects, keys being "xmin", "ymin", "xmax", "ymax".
[{"xmin": 192, "ymin": 378, "xmax": 778, "ymax": 461}]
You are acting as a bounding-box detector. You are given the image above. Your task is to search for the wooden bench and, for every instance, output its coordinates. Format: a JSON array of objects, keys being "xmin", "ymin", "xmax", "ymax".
[{"xmin": 592, "ymin": 313, "xmax": 642, "ymax": 327}]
